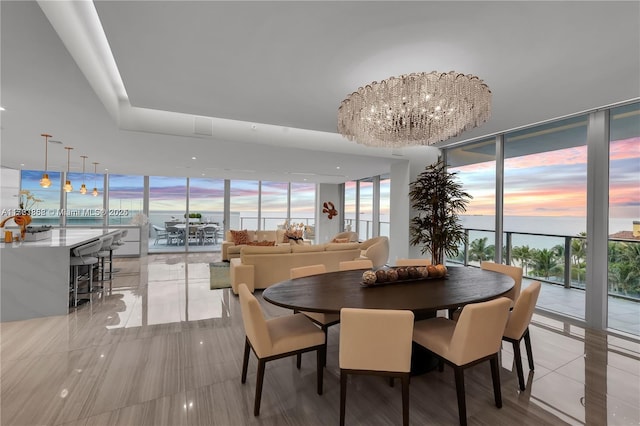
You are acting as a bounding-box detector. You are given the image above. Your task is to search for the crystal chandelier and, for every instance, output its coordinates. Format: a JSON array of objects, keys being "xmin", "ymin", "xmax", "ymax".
[{"xmin": 337, "ymin": 71, "xmax": 491, "ymax": 147}]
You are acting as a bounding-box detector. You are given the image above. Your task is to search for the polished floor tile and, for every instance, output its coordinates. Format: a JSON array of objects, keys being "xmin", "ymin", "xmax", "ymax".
[{"xmin": 1, "ymin": 253, "xmax": 638, "ymax": 425}]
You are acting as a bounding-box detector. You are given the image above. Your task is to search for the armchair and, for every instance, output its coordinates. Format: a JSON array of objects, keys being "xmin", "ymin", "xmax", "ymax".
[{"xmin": 359, "ymin": 236, "xmax": 389, "ymax": 268}]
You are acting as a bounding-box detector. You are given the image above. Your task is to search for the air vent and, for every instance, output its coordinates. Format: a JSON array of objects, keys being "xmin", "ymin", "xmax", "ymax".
[{"xmin": 193, "ymin": 117, "xmax": 213, "ymax": 136}]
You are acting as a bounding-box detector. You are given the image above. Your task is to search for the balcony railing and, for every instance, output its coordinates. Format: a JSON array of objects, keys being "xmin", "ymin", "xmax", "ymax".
[{"xmin": 449, "ymin": 228, "xmax": 640, "ymax": 302}]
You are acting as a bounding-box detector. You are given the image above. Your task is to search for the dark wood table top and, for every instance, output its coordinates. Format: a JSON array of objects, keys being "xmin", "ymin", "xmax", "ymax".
[{"xmin": 262, "ymin": 266, "xmax": 514, "ymax": 315}]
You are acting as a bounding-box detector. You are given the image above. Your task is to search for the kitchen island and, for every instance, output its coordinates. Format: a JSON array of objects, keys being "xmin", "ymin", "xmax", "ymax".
[{"xmin": 0, "ymin": 228, "xmax": 117, "ymax": 322}]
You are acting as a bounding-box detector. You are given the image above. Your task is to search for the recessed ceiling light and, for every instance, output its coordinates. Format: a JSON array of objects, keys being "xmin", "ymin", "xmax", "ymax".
[
  {"xmin": 0, "ymin": 106, "xmax": 5, "ymax": 111},
  {"xmin": 20, "ymin": 163, "xmax": 24, "ymax": 167},
  {"xmin": 192, "ymin": 156, "xmax": 197, "ymax": 160},
  {"xmin": 336, "ymin": 166, "xmax": 341, "ymax": 170}
]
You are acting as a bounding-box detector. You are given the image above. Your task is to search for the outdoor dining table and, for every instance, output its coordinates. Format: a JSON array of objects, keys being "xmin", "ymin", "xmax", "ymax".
[{"xmin": 263, "ymin": 265, "xmax": 514, "ymax": 374}]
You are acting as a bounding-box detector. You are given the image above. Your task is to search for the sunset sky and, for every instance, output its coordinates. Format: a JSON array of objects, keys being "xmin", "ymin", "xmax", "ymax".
[{"xmin": 15, "ymin": 137, "xmax": 638, "ymax": 223}]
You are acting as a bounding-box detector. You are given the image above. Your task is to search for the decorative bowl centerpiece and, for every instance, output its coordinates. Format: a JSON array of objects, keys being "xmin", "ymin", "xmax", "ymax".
[{"xmin": 361, "ymin": 264, "xmax": 448, "ymax": 287}]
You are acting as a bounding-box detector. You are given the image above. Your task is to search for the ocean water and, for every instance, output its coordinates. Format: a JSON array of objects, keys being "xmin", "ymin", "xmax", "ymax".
[{"xmin": 460, "ymin": 215, "xmax": 637, "ymax": 250}]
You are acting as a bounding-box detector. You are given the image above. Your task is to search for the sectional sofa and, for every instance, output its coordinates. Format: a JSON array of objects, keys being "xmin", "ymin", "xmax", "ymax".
[{"xmin": 230, "ymin": 242, "xmax": 363, "ymax": 294}]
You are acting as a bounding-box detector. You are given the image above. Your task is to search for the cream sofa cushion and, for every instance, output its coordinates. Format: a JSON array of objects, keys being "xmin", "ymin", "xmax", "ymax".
[
  {"xmin": 241, "ymin": 245, "xmax": 292, "ymax": 259},
  {"xmin": 291, "ymin": 244, "xmax": 325, "ymax": 253},
  {"xmin": 325, "ymin": 242, "xmax": 360, "ymax": 251}
]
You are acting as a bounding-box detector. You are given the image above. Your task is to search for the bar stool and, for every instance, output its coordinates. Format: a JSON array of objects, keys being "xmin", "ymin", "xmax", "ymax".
[
  {"xmin": 106, "ymin": 230, "xmax": 127, "ymax": 284},
  {"xmin": 95, "ymin": 234, "xmax": 114, "ymax": 283},
  {"xmin": 69, "ymin": 239, "xmax": 102, "ymax": 307}
]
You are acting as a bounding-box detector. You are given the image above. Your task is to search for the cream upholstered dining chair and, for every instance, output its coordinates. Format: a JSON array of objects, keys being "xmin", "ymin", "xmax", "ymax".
[
  {"xmin": 449, "ymin": 261, "xmax": 523, "ymax": 319},
  {"xmin": 290, "ymin": 264, "xmax": 340, "ymax": 366},
  {"xmin": 339, "ymin": 308, "xmax": 414, "ymax": 426},
  {"xmin": 502, "ymin": 281, "xmax": 541, "ymax": 391},
  {"xmin": 238, "ymin": 283, "xmax": 325, "ymax": 416},
  {"xmin": 395, "ymin": 258, "xmax": 431, "ymax": 267},
  {"xmin": 413, "ymin": 297, "xmax": 512, "ymax": 426},
  {"xmin": 338, "ymin": 259, "xmax": 373, "ymax": 271},
  {"xmin": 481, "ymin": 262, "xmax": 523, "ymax": 306}
]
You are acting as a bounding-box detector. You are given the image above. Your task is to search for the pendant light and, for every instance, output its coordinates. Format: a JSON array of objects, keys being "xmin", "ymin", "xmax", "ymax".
[
  {"xmin": 79, "ymin": 155, "xmax": 88, "ymax": 194},
  {"xmin": 63, "ymin": 146, "xmax": 73, "ymax": 192},
  {"xmin": 39, "ymin": 133, "xmax": 52, "ymax": 188},
  {"xmin": 92, "ymin": 162, "xmax": 99, "ymax": 196}
]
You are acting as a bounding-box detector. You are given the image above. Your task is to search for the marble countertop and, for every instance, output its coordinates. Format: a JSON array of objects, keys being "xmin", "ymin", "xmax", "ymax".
[{"xmin": 0, "ymin": 228, "xmax": 114, "ymax": 249}]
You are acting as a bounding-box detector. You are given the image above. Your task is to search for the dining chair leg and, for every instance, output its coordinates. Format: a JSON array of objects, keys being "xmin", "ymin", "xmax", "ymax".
[
  {"xmin": 454, "ymin": 366, "xmax": 467, "ymax": 426},
  {"xmin": 316, "ymin": 348, "xmax": 324, "ymax": 395},
  {"xmin": 322, "ymin": 326, "xmax": 328, "ymax": 367},
  {"xmin": 339, "ymin": 370, "xmax": 347, "ymax": 426},
  {"xmin": 401, "ymin": 373, "xmax": 410, "ymax": 426},
  {"xmin": 524, "ymin": 328, "xmax": 535, "ymax": 370},
  {"xmin": 296, "ymin": 353, "xmax": 302, "ymax": 369},
  {"xmin": 490, "ymin": 355, "xmax": 503, "ymax": 408},
  {"xmin": 254, "ymin": 359, "xmax": 266, "ymax": 416},
  {"xmin": 512, "ymin": 340, "xmax": 526, "ymax": 391},
  {"xmin": 241, "ymin": 338, "xmax": 250, "ymax": 383}
]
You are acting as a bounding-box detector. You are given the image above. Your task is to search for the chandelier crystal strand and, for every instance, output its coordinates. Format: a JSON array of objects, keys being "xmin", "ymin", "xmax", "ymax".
[{"xmin": 337, "ymin": 71, "xmax": 491, "ymax": 147}]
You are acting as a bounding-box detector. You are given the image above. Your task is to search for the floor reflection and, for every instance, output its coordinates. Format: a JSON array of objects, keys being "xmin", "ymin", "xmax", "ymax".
[{"xmin": 0, "ymin": 253, "xmax": 637, "ymax": 426}]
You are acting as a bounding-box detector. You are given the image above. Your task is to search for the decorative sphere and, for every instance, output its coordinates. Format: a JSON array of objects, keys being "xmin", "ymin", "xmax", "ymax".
[
  {"xmin": 396, "ymin": 267, "xmax": 409, "ymax": 280},
  {"xmin": 386, "ymin": 268, "xmax": 398, "ymax": 282},
  {"xmin": 435, "ymin": 264, "xmax": 447, "ymax": 277},
  {"xmin": 407, "ymin": 266, "xmax": 420, "ymax": 279},
  {"xmin": 418, "ymin": 266, "xmax": 429, "ymax": 278},
  {"xmin": 426, "ymin": 265, "xmax": 438, "ymax": 277},
  {"xmin": 375, "ymin": 269, "xmax": 388, "ymax": 283},
  {"xmin": 362, "ymin": 270, "xmax": 377, "ymax": 285}
]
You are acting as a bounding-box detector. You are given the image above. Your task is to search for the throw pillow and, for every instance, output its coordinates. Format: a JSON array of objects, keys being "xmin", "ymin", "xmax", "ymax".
[
  {"xmin": 284, "ymin": 229, "xmax": 303, "ymax": 242},
  {"xmin": 247, "ymin": 240, "xmax": 275, "ymax": 246},
  {"xmin": 230, "ymin": 229, "xmax": 250, "ymax": 245}
]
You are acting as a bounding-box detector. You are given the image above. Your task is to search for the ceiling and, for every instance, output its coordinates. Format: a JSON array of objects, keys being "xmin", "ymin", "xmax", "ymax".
[{"xmin": 1, "ymin": 1, "xmax": 638, "ymax": 183}]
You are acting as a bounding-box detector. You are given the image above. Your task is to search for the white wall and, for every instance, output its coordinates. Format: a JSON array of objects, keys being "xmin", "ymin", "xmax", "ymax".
[
  {"xmin": 389, "ymin": 151, "xmax": 440, "ymax": 263},
  {"xmin": 1, "ymin": 167, "xmax": 20, "ymax": 216}
]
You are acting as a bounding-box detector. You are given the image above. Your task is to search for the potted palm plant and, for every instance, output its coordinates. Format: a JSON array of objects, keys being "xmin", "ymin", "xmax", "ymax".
[{"xmin": 409, "ymin": 160, "xmax": 472, "ymax": 265}]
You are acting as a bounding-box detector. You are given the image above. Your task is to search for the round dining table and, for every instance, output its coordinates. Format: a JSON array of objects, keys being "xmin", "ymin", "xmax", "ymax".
[
  {"xmin": 263, "ymin": 266, "xmax": 514, "ymax": 375},
  {"xmin": 262, "ymin": 266, "xmax": 514, "ymax": 318}
]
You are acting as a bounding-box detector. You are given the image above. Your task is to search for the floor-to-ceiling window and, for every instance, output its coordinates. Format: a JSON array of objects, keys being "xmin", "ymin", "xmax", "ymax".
[
  {"xmin": 65, "ymin": 170, "xmax": 104, "ymax": 226},
  {"xmin": 108, "ymin": 174, "xmax": 143, "ymax": 226},
  {"xmin": 260, "ymin": 181, "xmax": 288, "ymax": 229},
  {"xmin": 358, "ymin": 178, "xmax": 373, "ymax": 240},
  {"xmin": 448, "ymin": 138, "xmax": 497, "ymax": 266},
  {"xmin": 291, "ymin": 182, "xmax": 316, "ymax": 240},
  {"xmin": 149, "ymin": 176, "xmax": 187, "ymax": 250},
  {"xmin": 504, "ymin": 114, "xmax": 588, "ymax": 320},
  {"xmin": 608, "ymin": 102, "xmax": 640, "ymax": 336},
  {"xmin": 344, "ymin": 180, "xmax": 356, "ymax": 233},
  {"xmin": 379, "ymin": 175, "xmax": 390, "ymax": 237},
  {"xmin": 17, "ymin": 170, "xmax": 62, "ymax": 226},
  {"xmin": 230, "ymin": 180, "xmax": 259, "ymax": 230}
]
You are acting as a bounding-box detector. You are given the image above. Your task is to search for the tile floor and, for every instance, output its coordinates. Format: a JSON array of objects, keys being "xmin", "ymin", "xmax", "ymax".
[{"xmin": 1, "ymin": 253, "xmax": 638, "ymax": 425}]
